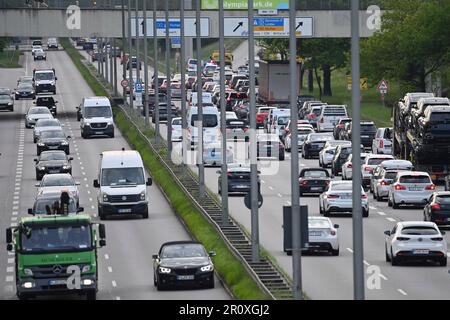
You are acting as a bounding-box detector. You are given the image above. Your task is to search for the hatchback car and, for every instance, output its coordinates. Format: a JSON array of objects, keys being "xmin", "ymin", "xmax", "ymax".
[
  {"xmin": 331, "ymin": 144, "xmax": 364, "ymax": 176},
  {"xmin": 302, "ymin": 132, "xmax": 334, "ymax": 159},
  {"xmin": 372, "ymin": 127, "xmax": 393, "ymax": 154},
  {"xmin": 423, "ymin": 192, "xmax": 450, "ymax": 225},
  {"xmin": 385, "ymin": 221, "xmax": 447, "ymax": 266},
  {"xmin": 25, "ymin": 107, "xmax": 53, "ymax": 128},
  {"xmin": 284, "ymin": 127, "xmax": 314, "ymax": 152},
  {"xmin": 34, "ymin": 150, "xmax": 73, "ymax": 180},
  {"xmin": 370, "ymin": 160, "xmax": 413, "ymax": 195},
  {"xmin": 36, "ymin": 129, "xmax": 71, "ymax": 155},
  {"xmin": 304, "ymin": 217, "xmax": 340, "ymax": 256},
  {"xmin": 0, "ymin": 88, "xmax": 14, "ymax": 111},
  {"xmin": 388, "ymin": 171, "xmax": 435, "ymax": 208},
  {"xmin": 153, "ymin": 241, "xmax": 215, "ymax": 290},
  {"xmin": 33, "ymin": 48, "xmax": 46, "ymax": 61},
  {"xmin": 28, "ymin": 190, "xmax": 82, "ymax": 216},
  {"xmin": 35, "ymin": 95, "xmax": 58, "ymax": 115},
  {"xmin": 319, "ymin": 181, "xmax": 369, "ymax": 217},
  {"xmin": 35, "ymin": 173, "xmax": 80, "ymax": 206},
  {"xmin": 299, "ymin": 168, "xmax": 331, "ymax": 196},
  {"xmin": 33, "ymin": 118, "xmax": 63, "ymax": 143},
  {"xmin": 361, "ymin": 154, "xmax": 395, "ymax": 187}
]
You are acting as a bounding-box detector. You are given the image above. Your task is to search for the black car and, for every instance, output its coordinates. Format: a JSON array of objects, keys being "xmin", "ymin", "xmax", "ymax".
[
  {"xmin": 127, "ymin": 56, "xmax": 142, "ymax": 70},
  {"xmin": 34, "ymin": 150, "xmax": 73, "ymax": 180},
  {"xmin": 0, "ymin": 88, "xmax": 14, "ymax": 111},
  {"xmin": 299, "ymin": 168, "xmax": 331, "ymax": 196},
  {"xmin": 424, "ymin": 192, "xmax": 450, "ymax": 225},
  {"xmin": 302, "ymin": 133, "xmax": 334, "ymax": 159},
  {"xmin": 36, "ymin": 129, "xmax": 71, "ymax": 155},
  {"xmin": 28, "ymin": 190, "xmax": 82, "ymax": 216},
  {"xmin": 144, "ymin": 92, "xmax": 167, "ymax": 117},
  {"xmin": 331, "ymin": 144, "xmax": 364, "ymax": 176},
  {"xmin": 35, "ymin": 96, "xmax": 57, "ymax": 115},
  {"xmin": 217, "ymin": 164, "xmax": 260, "ymax": 195},
  {"xmin": 256, "ymin": 134, "xmax": 285, "ymax": 160},
  {"xmin": 232, "ymin": 100, "xmax": 250, "ymax": 119},
  {"xmin": 333, "ymin": 118, "xmax": 351, "ymax": 140},
  {"xmin": 15, "ymin": 83, "xmax": 35, "ymax": 100},
  {"xmin": 152, "ymin": 241, "xmax": 216, "ymax": 290},
  {"xmin": 151, "ymin": 103, "xmax": 178, "ymax": 123}
]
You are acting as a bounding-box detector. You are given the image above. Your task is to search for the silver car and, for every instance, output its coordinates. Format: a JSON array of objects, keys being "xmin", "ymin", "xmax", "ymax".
[
  {"xmin": 388, "ymin": 171, "xmax": 435, "ymax": 208},
  {"xmin": 35, "ymin": 173, "xmax": 81, "ymax": 207},
  {"xmin": 319, "ymin": 140, "xmax": 352, "ymax": 168},
  {"xmin": 304, "ymin": 217, "xmax": 340, "ymax": 256},
  {"xmin": 341, "ymin": 153, "xmax": 369, "ymax": 180},
  {"xmin": 319, "ymin": 181, "xmax": 369, "ymax": 217},
  {"xmin": 369, "ymin": 159, "xmax": 413, "ymax": 193},
  {"xmin": 25, "ymin": 107, "xmax": 53, "ymax": 128},
  {"xmin": 361, "ymin": 154, "xmax": 394, "ymax": 187},
  {"xmin": 33, "ymin": 118, "xmax": 63, "ymax": 143}
]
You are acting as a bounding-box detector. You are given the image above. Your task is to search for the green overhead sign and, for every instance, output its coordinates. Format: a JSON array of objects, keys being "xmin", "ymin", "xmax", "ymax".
[{"xmin": 201, "ymin": 0, "xmax": 289, "ymax": 10}]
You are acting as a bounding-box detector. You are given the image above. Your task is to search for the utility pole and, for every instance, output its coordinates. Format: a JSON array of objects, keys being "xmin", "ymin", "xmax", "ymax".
[
  {"xmin": 351, "ymin": 0, "xmax": 365, "ymax": 300},
  {"xmin": 113, "ymin": 38, "xmax": 118, "ymax": 96},
  {"xmin": 180, "ymin": 0, "xmax": 188, "ymax": 171},
  {"xmin": 128, "ymin": 0, "xmax": 134, "ymax": 108},
  {"xmin": 196, "ymin": 0, "xmax": 205, "ymax": 197},
  {"xmin": 165, "ymin": 0, "xmax": 173, "ymax": 154},
  {"xmin": 135, "ymin": 0, "xmax": 140, "ymax": 83},
  {"xmin": 121, "ymin": 0, "xmax": 127, "ymax": 99},
  {"xmin": 153, "ymin": 0, "xmax": 159, "ymax": 142},
  {"xmin": 143, "ymin": 0, "xmax": 149, "ymax": 125}
]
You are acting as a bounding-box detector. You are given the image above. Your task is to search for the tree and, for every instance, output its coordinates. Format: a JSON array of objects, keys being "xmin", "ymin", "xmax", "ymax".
[
  {"xmin": 361, "ymin": 0, "xmax": 450, "ymax": 93},
  {"xmin": 257, "ymin": 39, "xmax": 289, "ymax": 60}
]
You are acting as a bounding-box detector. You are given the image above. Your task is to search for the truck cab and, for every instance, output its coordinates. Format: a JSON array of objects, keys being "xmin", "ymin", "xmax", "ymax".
[
  {"xmin": 6, "ymin": 214, "xmax": 106, "ymax": 300},
  {"xmin": 33, "ymin": 68, "xmax": 57, "ymax": 94}
]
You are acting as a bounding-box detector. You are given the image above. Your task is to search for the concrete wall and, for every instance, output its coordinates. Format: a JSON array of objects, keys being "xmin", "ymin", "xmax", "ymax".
[{"xmin": 0, "ymin": 9, "xmax": 380, "ymax": 38}]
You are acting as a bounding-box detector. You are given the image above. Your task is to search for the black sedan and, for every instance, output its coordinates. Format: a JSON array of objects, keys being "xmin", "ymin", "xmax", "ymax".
[
  {"xmin": 15, "ymin": 83, "xmax": 36, "ymax": 100},
  {"xmin": 35, "ymin": 95, "xmax": 57, "ymax": 116},
  {"xmin": 152, "ymin": 241, "xmax": 216, "ymax": 290},
  {"xmin": 424, "ymin": 192, "xmax": 450, "ymax": 225},
  {"xmin": 34, "ymin": 150, "xmax": 73, "ymax": 180},
  {"xmin": 302, "ymin": 133, "xmax": 334, "ymax": 159},
  {"xmin": 217, "ymin": 164, "xmax": 260, "ymax": 195},
  {"xmin": 151, "ymin": 103, "xmax": 178, "ymax": 123},
  {"xmin": 299, "ymin": 168, "xmax": 331, "ymax": 196},
  {"xmin": 36, "ymin": 129, "xmax": 71, "ymax": 155}
]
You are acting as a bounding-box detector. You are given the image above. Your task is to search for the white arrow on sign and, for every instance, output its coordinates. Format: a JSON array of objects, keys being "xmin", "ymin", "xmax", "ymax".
[{"xmin": 224, "ymin": 17, "xmax": 313, "ymax": 37}]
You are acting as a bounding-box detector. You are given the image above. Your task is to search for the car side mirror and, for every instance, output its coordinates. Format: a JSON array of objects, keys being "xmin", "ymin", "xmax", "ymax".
[
  {"xmin": 384, "ymin": 230, "xmax": 390, "ymax": 236},
  {"xmin": 34, "ymin": 183, "xmax": 40, "ymax": 187},
  {"xmin": 77, "ymin": 207, "xmax": 84, "ymax": 213},
  {"xmin": 99, "ymin": 239, "xmax": 106, "ymax": 247},
  {"xmin": 209, "ymin": 251, "xmax": 216, "ymax": 257},
  {"xmin": 146, "ymin": 178, "xmax": 153, "ymax": 186},
  {"xmin": 28, "ymin": 208, "xmax": 34, "ymax": 215},
  {"xmin": 441, "ymin": 231, "xmax": 446, "ymax": 235},
  {"xmin": 93, "ymin": 179, "xmax": 100, "ymax": 188},
  {"xmin": 67, "ymin": 135, "xmax": 71, "ymax": 139},
  {"xmin": 69, "ymin": 157, "xmax": 73, "ymax": 161},
  {"xmin": 55, "ymin": 77, "xmax": 57, "ymax": 80},
  {"xmin": 99, "ymin": 223, "xmax": 106, "ymax": 239},
  {"xmin": 34, "ymin": 159, "xmax": 38, "ymax": 162},
  {"xmin": 75, "ymin": 181, "xmax": 80, "ymax": 185},
  {"xmin": 334, "ymin": 224, "xmax": 339, "ymax": 229},
  {"xmin": 152, "ymin": 254, "xmax": 158, "ymax": 260}
]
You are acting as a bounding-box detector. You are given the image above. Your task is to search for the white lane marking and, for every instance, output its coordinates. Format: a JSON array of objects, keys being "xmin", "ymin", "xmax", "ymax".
[
  {"xmin": 7, "ymin": 258, "xmax": 14, "ymax": 264},
  {"xmin": 87, "ymin": 190, "xmax": 91, "ymax": 194},
  {"xmin": 91, "ymin": 205, "xmax": 95, "ymax": 209},
  {"xmin": 108, "ymin": 266, "xmax": 113, "ymax": 273},
  {"xmin": 346, "ymin": 248, "xmax": 354, "ymax": 253},
  {"xmin": 11, "ymin": 217, "xmax": 17, "ymax": 222},
  {"xmin": 286, "ymin": 201, "xmax": 291, "ymax": 205},
  {"xmin": 86, "ymin": 184, "xmax": 89, "ymax": 188},
  {"xmin": 277, "ymin": 193, "xmax": 283, "ymax": 198},
  {"xmin": 369, "ymin": 206, "xmax": 377, "ymax": 210},
  {"xmin": 5, "ymin": 276, "xmax": 13, "ymax": 282},
  {"xmin": 6, "ymin": 267, "xmax": 14, "ymax": 273},
  {"xmin": 116, "ymin": 296, "xmax": 121, "ymax": 300},
  {"xmin": 104, "ymin": 254, "xmax": 109, "ymax": 260},
  {"xmin": 268, "ymin": 186, "xmax": 274, "ymax": 191},
  {"xmin": 84, "ymin": 178, "xmax": 88, "ymax": 181},
  {"xmin": 12, "ymin": 200, "xmax": 19, "ymax": 204},
  {"xmin": 89, "ymin": 198, "xmax": 93, "ymax": 202},
  {"xmin": 111, "ymin": 280, "xmax": 117, "ymax": 287},
  {"xmin": 12, "ymin": 212, "xmax": 18, "ymax": 216},
  {"xmin": 363, "ymin": 260, "xmax": 370, "ymax": 266},
  {"xmin": 377, "ymin": 211, "xmax": 386, "ymax": 216},
  {"xmin": 79, "ymin": 162, "xmax": 83, "ymax": 165},
  {"xmin": 379, "ymin": 274, "xmax": 388, "ymax": 281},
  {"xmin": 10, "ymin": 223, "xmax": 17, "ymax": 227},
  {"xmin": 12, "ymin": 206, "xmax": 19, "ymax": 210},
  {"xmin": 78, "ymin": 157, "xmax": 81, "ymax": 160},
  {"xmin": 386, "ymin": 217, "xmax": 396, "ymax": 222},
  {"xmin": 397, "ymin": 289, "xmax": 407, "ymax": 296},
  {"xmin": 261, "ymin": 180, "xmax": 265, "ymax": 184},
  {"xmin": 4, "ymin": 285, "xmax": 13, "ymax": 293},
  {"xmin": 82, "ymin": 172, "xmax": 86, "ymax": 175}
]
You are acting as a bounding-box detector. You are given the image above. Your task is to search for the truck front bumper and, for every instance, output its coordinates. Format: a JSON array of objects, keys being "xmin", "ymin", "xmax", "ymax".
[{"xmin": 98, "ymin": 201, "xmax": 148, "ymax": 215}]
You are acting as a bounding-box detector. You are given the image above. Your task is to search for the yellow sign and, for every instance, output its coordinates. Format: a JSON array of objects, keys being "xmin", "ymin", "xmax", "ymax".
[{"xmin": 346, "ymin": 76, "xmax": 368, "ymax": 91}]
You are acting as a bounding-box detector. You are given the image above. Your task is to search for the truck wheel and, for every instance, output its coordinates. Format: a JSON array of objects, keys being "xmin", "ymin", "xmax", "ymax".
[
  {"xmin": 331, "ymin": 247, "xmax": 339, "ymax": 256},
  {"xmin": 439, "ymin": 258, "xmax": 447, "ymax": 267},
  {"xmin": 86, "ymin": 290, "xmax": 96, "ymax": 300},
  {"xmin": 142, "ymin": 209, "xmax": 149, "ymax": 219},
  {"xmin": 17, "ymin": 293, "xmax": 30, "ymax": 300},
  {"xmin": 205, "ymin": 277, "xmax": 215, "ymax": 289},
  {"xmin": 98, "ymin": 208, "xmax": 106, "ymax": 220}
]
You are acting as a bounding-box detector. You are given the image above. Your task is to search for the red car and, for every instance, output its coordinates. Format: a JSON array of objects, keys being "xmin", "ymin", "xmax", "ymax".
[{"xmin": 256, "ymin": 106, "xmax": 275, "ymax": 129}]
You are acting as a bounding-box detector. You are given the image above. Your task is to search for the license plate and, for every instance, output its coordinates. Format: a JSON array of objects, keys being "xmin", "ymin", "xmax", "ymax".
[
  {"xmin": 341, "ymin": 195, "xmax": 352, "ymax": 199},
  {"xmin": 48, "ymin": 146, "xmax": 58, "ymax": 149},
  {"xmin": 361, "ymin": 135, "xmax": 369, "ymax": 138},
  {"xmin": 236, "ymin": 185, "xmax": 248, "ymax": 188},
  {"xmin": 311, "ymin": 187, "xmax": 322, "ymax": 191},
  {"xmin": 409, "ymin": 187, "xmax": 422, "ymax": 191},
  {"xmin": 49, "ymin": 170, "xmax": 60, "ymax": 173},
  {"xmin": 309, "ymin": 231, "xmax": 322, "ymax": 236},
  {"xmin": 94, "ymin": 131, "xmax": 104, "ymax": 134},
  {"xmin": 177, "ymin": 275, "xmax": 194, "ymax": 280},
  {"xmin": 413, "ymin": 249, "xmax": 429, "ymax": 255},
  {"xmin": 49, "ymin": 279, "xmax": 66, "ymax": 286},
  {"xmin": 118, "ymin": 208, "xmax": 132, "ymax": 213}
]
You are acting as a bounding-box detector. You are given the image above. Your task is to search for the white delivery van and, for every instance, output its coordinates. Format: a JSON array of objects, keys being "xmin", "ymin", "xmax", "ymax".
[
  {"xmin": 93, "ymin": 149, "xmax": 153, "ymax": 220},
  {"xmin": 267, "ymin": 108, "xmax": 290, "ymax": 134},
  {"xmin": 317, "ymin": 105, "xmax": 348, "ymax": 132},
  {"xmin": 77, "ymin": 96, "xmax": 115, "ymax": 138},
  {"xmin": 187, "ymin": 106, "xmax": 220, "ymax": 149}
]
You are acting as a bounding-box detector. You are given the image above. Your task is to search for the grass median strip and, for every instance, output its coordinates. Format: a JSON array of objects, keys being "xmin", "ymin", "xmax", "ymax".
[
  {"xmin": 62, "ymin": 38, "xmax": 270, "ymax": 300},
  {"xmin": 0, "ymin": 50, "xmax": 22, "ymax": 68}
]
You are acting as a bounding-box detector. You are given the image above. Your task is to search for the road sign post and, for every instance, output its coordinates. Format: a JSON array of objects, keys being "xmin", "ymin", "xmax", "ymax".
[{"xmin": 377, "ymin": 80, "xmax": 389, "ymax": 107}]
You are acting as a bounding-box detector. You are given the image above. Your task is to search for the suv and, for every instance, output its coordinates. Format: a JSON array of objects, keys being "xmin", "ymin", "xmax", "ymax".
[
  {"xmin": 34, "ymin": 95, "xmax": 57, "ymax": 115},
  {"xmin": 33, "ymin": 68, "xmax": 57, "ymax": 94},
  {"xmin": 418, "ymin": 106, "xmax": 450, "ymax": 144},
  {"xmin": 77, "ymin": 97, "xmax": 114, "ymax": 138},
  {"xmin": 317, "ymin": 105, "xmax": 348, "ymax": 132},
  {"xmin": 388, "ymin": 171, "xmax": 435, "ymax": 208},
  {"xmin": 343, "ymin": 121, "xmax": 377, "ymax": 148},
  {"xmin": 333, "ymin": 118, "xmax": 351, "ymax": 140},
  {"xmin": 33, "ymin": 48, "xmax": 46, "ymax": 61},
  {"xmin": 410, "ymin": 97, "xmax": 450, "ymax": 127},
  {"xmin": 0, "ymin": 88, "xmax": 14, "ymax": 111},
  {"xmin": 47, "ymin": 38, "xmax": 58, "ymax": 49},
  {"xmin": 361, "ymin": 154, "xmax": 395, "ymax": 188}
]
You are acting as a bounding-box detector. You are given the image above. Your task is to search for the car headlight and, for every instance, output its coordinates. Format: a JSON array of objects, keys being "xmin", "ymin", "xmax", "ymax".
[
  {"xmin": 61, "ymin": 141, "xmax": 69, "ymax": 145},
  {"xmin": 35, "ymin": 83, "xmax": 40, "ymax": 86},
  {"xmin": 102, "ymin": 193, "xmax": 109, "ymax": 202},
  {"xmin": 107, "ymin": 121, "xmax": 114, "ymax": 126},
  {"xmin": 38, "ymin": 166, "xmax": 46, "ymax": 170},
  {"xmin": 200, "ymin": 264, "xmax": 214, "ymax": 272},
  {"xmin": 8, "ymin": 102, "xmax": 12, "ymax": 105},
  {"xmin": 15, "ymin": 91, "xmax": 19, "ymax": 94},
  {"xmin": 30, "ymin": 91, "xmax": 34, "ymax": 94},
  {"xmin": 159, "ymin": 267, "xmax": 171, "ymax": 274},
  {"xmin": 62, "ymin": 165, "xmax": 71, "ymax": 170},
  {"xmin": 22, "ymin": 282, "xmax": 35, "ymax": 289},
  {"xmin": 140, "ymin": 191, "xmax": 146, "ymax": 201},
  {"xmin": 82, "ymin": 265, "xmax": 91, "ymax": 273},
  {"xmin": 37, "ymin": 142, "xmax": 45, "ymax": 146},
  {"xmin": 24, "ymin": 268, "xmax": 33, "ymax": 276}
]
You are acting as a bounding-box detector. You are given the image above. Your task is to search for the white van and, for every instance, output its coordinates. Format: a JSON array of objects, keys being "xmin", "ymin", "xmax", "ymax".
[
  {"xmin": 267, "ymin": 108, "xmax": 290, "ymax": 134},
  {"xmin": 93, "ymin": 149, "xmax": 153, "ymax": 220},
  {"xmin": 77, "ymin": 96, "xmax": 114, "ymax": 138},
  {"xmin": 317, "ymin": 105, "xmax": 348, "ymax": 132},
  {"xmin": 187, "ymin": 106, "xmax": 220, "ymax": 149}
]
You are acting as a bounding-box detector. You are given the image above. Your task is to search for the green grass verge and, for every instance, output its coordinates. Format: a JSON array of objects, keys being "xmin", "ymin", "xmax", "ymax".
[
  {"xmin": 304, "ymin": 69, "xmax": 398, "ymax": 127},
  {"xmin": 62, "ymin": 38, "xmax": 270, "ymax": 300},
  {"xmin": 0, "ymin": 50, "xmax": 22, "ymax": 68}
]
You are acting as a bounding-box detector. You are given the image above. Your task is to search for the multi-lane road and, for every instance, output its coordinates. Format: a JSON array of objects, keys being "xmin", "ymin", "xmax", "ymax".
[
  {"xmin": 85, "ymin": 43, "xmax": 450, "ymax": 300},
  {"xmin": 0, "ymin": 49, "xmax": 230, "ymax": 300}
]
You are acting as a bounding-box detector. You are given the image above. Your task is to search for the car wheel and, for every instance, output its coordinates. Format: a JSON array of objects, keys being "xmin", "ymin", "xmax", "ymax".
[
  {"xmin": 98, "ymin": 207, "xmax": 106, "ymax": 220},
  {"xmin": 206, "ymin": 277, "xmax": 215, "ymax": 289},
  {"xmin": 331, "ymin": 247, "xmax": 339, "ymax": 256},
  {"xmin": 286, "ymin": 250, "xmax": 292, "ymax": 256},
  {"xmin": 142, "ymin": 208, "xmax": 149, "ymax": 219},
  {"xmin": 33, "ymin": 137, "xmax": 37, "ymax": 143},
  {"xmin": 110, "ymin": 131, "xmax": 115, "ymax": 138},
  {"xmin": 439, "ymin": 258, "xmax": 447, "ymax": 267},
  {"xmin": 391, "ymin": 249, "xmax": 399, "ymax": 266},
  {"xmin": 323, "ymin": 209, "xmax": 330, "ymax": 217},
  {"xmin": 392, "ymin": 197, "xmax": 399, "ymax": 209},
  {"xmin": 388, "ymin": 196, "xmax": 393, "ymax": 207},
  {"xmin": 279, "ymin": 153, "xmax": 285, "ymax": 161},
  {"xmin": 369, "ymin": 183, "xmax": 373, "ymax": 193},
  {"xmin": 363, "ymin": 209, "xmax": 369, "ymax": 217},
  {"xmin": 156, "ymin": 279, "xmax": 166, "ymax": 291}
]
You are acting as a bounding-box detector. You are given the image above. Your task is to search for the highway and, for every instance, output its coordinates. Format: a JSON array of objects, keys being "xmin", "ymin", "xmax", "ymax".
[
  {"xmin": 0, "ymin": 49, "xmax": 230, "ymax": 300},
  {"xmin": 85, "ymin": 43, "xmax": 450, "ymax": 300}
]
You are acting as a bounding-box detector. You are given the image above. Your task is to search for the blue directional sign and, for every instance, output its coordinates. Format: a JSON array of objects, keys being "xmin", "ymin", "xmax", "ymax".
[
  {"xmin": 171, "ymin": 37, "xmax": 181, "ymax": 49},
  {"xmin": 253, "ymin": 18, "xmax": 284, "ymax": 28},
  {"xmin": 134, "ymin": 81, "xmax": 143, "ymax": 93},
  {"xmin": 156, "ymin": 21, "xmax": 181, "ymax": 29}
]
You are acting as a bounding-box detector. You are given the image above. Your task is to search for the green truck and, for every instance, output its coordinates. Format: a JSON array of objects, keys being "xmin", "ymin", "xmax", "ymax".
[{"xmin": 6, "ymin": 214, "xmax": 106, "ymax": 300}]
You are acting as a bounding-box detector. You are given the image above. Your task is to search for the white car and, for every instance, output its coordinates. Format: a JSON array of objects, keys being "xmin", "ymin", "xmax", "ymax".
[
  {"xmin": 388, "ymin": 171, "xmax": 435, "ymax": 208},
  {"xmin": 319, "ymin": 181, "xmax": 369, "ymax": 217},
  {"xmin": 284, "ymin": 127, "xmax": 314, "ymax": 152},
  {"xmin": 361, "ymin": 154, "xmax": 395, "ymax": 187},
  {"xmin": 25, "ymin": 107, "xmax": 54, "ymax": 128},
  {"xmin": 171, "ymin": 117, "xmax": 182, "ymax": 142},
  {"xmin": 372, "ymin": 127, "xmax": 393, "ymax": 154},
  {"xmin": 36, "ymin": 173, "xmax": 80, "ymax": 206},
  {"xmin": 385, "ymin": 221, "xmax": 447, "ymax": 266},
  {"xmin": 186, "ymin": 58, "xmax": 197, "ymax": 73},
  {"xmin": 31, "ymin": 45, "xmax": 42, "ymax": 56},
  {"xmin": 341, "ymin": 153, "xmax": 369, "ymax": 180},
  {"xmin": 319, "ymin": 140, "xmax": 352, "ymax": 168},
  {"xmin": 304, "ymin": 217, "xmax": 340, "ymax": 256},
  {"xmin": 226, "ymin": 111, "xmax": 238, "ymax": 120},
  {"xmin": 33, "ymin": 118, "xmax": 63, "ymax": 143}
]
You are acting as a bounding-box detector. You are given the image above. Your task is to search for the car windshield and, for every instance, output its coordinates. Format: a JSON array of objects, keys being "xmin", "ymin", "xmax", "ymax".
[
  {"xmin": 309, "ymin": 219, "xmax": 331, "ymax": 228},
  {"xmin": 40, "ymin": 130, "xmax": 65, "ymax": 139},
  {"xmin": 188, "ymin": 60, "xmax": 197, "ymax": 65},
  {"xmin": 368, "ymin": 158, "xmax": 391, "ymax": 166},
  {"xmin": 399, "ymin": 175, "xmax": 431, "ymax": 184},
  {"xmin": 310, "ymin": 134, "xmax": 333, "ymax": 142},
  {"xmin": 21, "ymin": 225, "xmax": 91, "ymax": 252},
  {"xmin": 18, "ymin": 84, "xmax": 32, "ymax": 90},
  {"xmin": 40, "ymin": 152, "xmax": 67, "ymax": 161},
  {"xmin": 84, "ymin": 106, "xmax": 112, "ymax": 118},
  {"xmin": 277, "ymin": 116, "xmax": 290, "ymax": 125},
  {"xmin": 0, "ymin": 88, "xmax": 10, "ymax": 95},
  {"xmin": 101, "ymin": 167, "xmax": 145, "ymax": 186},
  {"xmin": 191, "ymin": 114, "xmax": 218, "ymax": 127},
  {"xmin": 303, "ymin": 170, "xmax": 328, "ymax": 178},
  {"xmin": 35, "ymin": 72, "xmax": 54, "ymax": 81},
  {"xmin": 384, "ymin": 172, "xmax": 398, "ymax": 180},
  {"xmin": 42, "ymin": 175, "xmax": 74, "ymax": 187},
  {"xmin": 172, "ymin": 118, "xmax": 182, "ymax": 125},
  {"xmin": 361, "ymin": 125, "xmax": 376, "ymax": 132},
  {"xmin": 29, "ymin": 108, "xmax": 50, "ymax": 115},
  {"xmin": 161, "ymin": 243, "xmax": 207, "ymax": 258},
  {"xmin": 401, "ymin": 226, "xmax": 438, "ymax": 236},
  {"xmin": 36, "ymin": 119, "xmax": 59, "ymax": 127},
  {"xmin": 312, "ymin": 108, "xmax": 322, "ymax": 115},
  {"xmin": 330, "ymin": 183, "xmax": 352, "ymax": 191}
]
